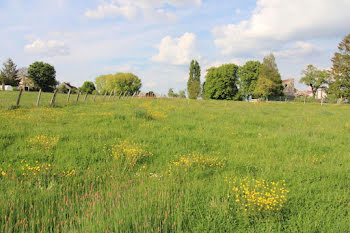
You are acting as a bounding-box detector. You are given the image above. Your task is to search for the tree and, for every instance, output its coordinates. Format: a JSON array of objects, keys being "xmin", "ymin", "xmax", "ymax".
[
  {"xmin": 328, "ymin": 33, "xmax": 350, "ymax": 99},
  {"xmin": 0, "ymin": 58, "xmax": 19, "ymax": 90},
  {"xmin": 300, "ymin": 65, "xmax": 329, "ymax": 98},
  {"xmin": 237, "ymin": 61, "xmax": 261, "ymax": 99},
  {"xmin": 80, "ymin": 81, "xmax": 96, "ymax": 94},
  {"xmin": 254, "ymin": 53, "xmax": 283, "ymax": 98},
  {"xmin": 28, "ymin": 62, "xmax": 57, "ymax": 92},
  {"xmin": 168, "ymin": 88, "xmax": 176, "ymax": 97},
  {"xmin": 187, "ymin": 60, "xmax": 201, "ymax": 99},
  {"xmin": 95, "ymin": 73, "xmax": 141, "ymax": 95},
  {"xmin": 178, "ymin": 90, "xmax": 186, "ymax": 98},
  {"xmin": 203, "ymin": 64, "xmax": 239, "ymax": 100}
]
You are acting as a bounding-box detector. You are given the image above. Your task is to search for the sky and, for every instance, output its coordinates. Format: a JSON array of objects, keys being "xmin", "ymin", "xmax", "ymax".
[{"xmin": 1, "ymin": 0, "xmax": 349, "ymax": 94}]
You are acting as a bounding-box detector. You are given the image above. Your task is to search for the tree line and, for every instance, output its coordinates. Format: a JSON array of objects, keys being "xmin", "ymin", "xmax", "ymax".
[
  {"xmin": 185, "ymin": 33, "xmax": 350, "ymax": 101},
  {"xmin": 0, "ymin": 60, "xmax": 142, "ymax": 96}
]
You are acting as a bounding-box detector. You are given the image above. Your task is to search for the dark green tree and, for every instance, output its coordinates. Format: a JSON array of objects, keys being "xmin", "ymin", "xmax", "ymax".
[
  {"xmin": 203, "ymin": 64, "xmax": 239, "ymax": 100},
  {"xmin": 178, "ymin": 90, "xmax": 186, "ymax": 98},
  {"xmin": 254, "ymin": 53, "xmax": 283, "ymax": 98},
  {"xmin": 300, "ymin": 64, "xmax": 329, "ymax": 98},
  {"xmin": 28, "ymin": 62, "xmax": 57, "ymax": 92},
  {"xmin": 0, "ymin": 58, "xmax": 19, "ymax": 90},
  {"xmin": 237, "ymin": 61, "xmax": 261, "ymax": 99},
  {"xmin": 80, "ymin": 81, "xmax": 96, "ymax": 94},
  {"xmin": 187, "ymin": 60, "xmax": 201, "ymax": 99},
  {"xmin": 328, "ymin": 33, "xmax": 350, "ymax": 99}
]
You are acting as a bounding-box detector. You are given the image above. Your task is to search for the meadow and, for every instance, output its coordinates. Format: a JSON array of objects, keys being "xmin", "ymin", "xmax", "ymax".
[{"xmin": 0, "ymin": 91, "xmax": 349, "ymax": 232}]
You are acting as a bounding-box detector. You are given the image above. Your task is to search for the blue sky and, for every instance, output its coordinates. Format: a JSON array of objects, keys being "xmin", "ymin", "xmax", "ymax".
[{"xmin": 1, "ymin": 0, "xmax": 349, "ymax": 94}]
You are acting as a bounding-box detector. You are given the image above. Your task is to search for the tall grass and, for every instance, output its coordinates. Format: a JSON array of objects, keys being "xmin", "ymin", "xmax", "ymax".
[{"xmin": 0, "ymin": 91, "xmax": 349, "ymax": 232}]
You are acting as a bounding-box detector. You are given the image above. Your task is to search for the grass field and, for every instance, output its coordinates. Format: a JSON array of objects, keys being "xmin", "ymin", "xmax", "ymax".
[{"xmin": 0, "ymin": 91, "xmax": 349, "ymax": 232}]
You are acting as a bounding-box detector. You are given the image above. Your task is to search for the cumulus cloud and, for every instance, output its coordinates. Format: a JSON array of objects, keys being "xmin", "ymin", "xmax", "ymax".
[
  {"xmin": 274, "ymin": 41, "xmax": 322, "ymax": 58},
  {"xmin": 85, "ymin": 0, "xmax": 201, "ymax": 22},
  {"xmin": 24, "ymin": 39, "xmax": 69, "ymax": 57},
  {"xmin": 151, "ymin": 33, "xmax": 200, "ymax": 65},
  {"xmin": 212, "ymin": 0, "xmax": 350, "ymax": 56}
]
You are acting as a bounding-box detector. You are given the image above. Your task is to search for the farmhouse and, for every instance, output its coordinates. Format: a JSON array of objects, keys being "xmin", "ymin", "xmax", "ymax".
[{"xmin": 282, "ymin": 79, "xmax": 295, "ymax": 99}]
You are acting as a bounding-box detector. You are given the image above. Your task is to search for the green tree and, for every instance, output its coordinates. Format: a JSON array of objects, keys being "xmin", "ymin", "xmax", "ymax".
[
  {"xmin": 168, "ymin": 88, "xmax": 175, "ymax": 97},
  {"xmin": 28, "ymin": 62, "xmax": 57, "ymax": 92},
  {"xmin": 178, "ymin": 90, "xmax": 186, "ymax": 98},
  {"xmin": 203, "ymin": 64, "xmax": 239, "ymax": 100},
  {"xmin": 187, "ymin": 60, "xmax": 201, "ymax": 99},
  {"xmin": 328, "ymin": 33, "xmax": 350, "ymax": 99},
  {"xmin": 300, "ymin": 65, "xmax": 329, "ymax": 98},
  {"xmin": 95, "ymin": 73, "xmax": 141, "ymax": 95},
  {"xmin": 80, "ymin": 81, "xmax": 96, "ymax": 94},
  {"xmin": 0, "ymin": 58, "xmax": 19, "ymax": 90},
  {"xmin": 254, "ymin": 53, "xmax": 283, "ymax": 98},
  {"xmin": 237, "ymin": 61, "xmax": 261, "ymax": 98}
]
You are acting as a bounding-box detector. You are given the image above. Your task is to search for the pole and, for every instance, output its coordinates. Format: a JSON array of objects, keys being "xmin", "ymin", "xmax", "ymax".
[{"xmin": 36, "ymin": 89, "xmax": 42, "ymax": 107}]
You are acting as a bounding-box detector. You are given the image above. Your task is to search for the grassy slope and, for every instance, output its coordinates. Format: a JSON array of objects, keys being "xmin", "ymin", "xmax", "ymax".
[{"xmin": 0, "ymin": 91, "xmax": 349, "ymax": 232}]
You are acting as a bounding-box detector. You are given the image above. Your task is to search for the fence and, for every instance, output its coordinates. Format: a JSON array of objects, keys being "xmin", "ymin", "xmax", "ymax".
[{"xmin": 0, "ymin": 89, "xmax": 139, "ymax": 109}]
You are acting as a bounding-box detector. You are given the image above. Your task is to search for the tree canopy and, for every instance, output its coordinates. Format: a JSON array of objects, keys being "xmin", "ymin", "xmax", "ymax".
[
  {"xmin": 203, "ymin": 64, "xmax": 239, "ymax": 100},
  {"xmin": 237, "ymin": 61, "xmax": 261, "ymax": 98},
  {"xmin": 300, "ymin": 64, "xmax": 329, "ymax": 98},
  {"xmin": 187, "ymin": 60, "xmax": 201, "ymax": 99},
  {"xmin": 328, "ymin": 33, "xmax": 350, "ymax": 99},
  {"xmin": 28, "ymin": 61, "xmax": 57, "ymax": 92},
  {"xmin": 0, "ymin": 58, "xmax": 19, "ymax": 90},
  {"xmin": 254, "ymin": 53, "xmax": 284, "ymax": 98},
  {"xmin": 80, "ymin": 81, "xmax": 96, "ymax": 94},
  {"xmin": 95, "ymin": 73, "xmax": 141, "ymax": 95}
]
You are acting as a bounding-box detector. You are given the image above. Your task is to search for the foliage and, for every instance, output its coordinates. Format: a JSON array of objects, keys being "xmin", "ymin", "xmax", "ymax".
[
  {"xmin": 300, "ymin": 65, "xmax": 329, "ymax": 97},
  {"xmin": 328, "ymin": 33, "xmax": 350, "ymax": 99},
  {"xmin": 57, "ymin": 83, "xmax": 69, "ymax": 94},
  {"xmin": 95, "ymin": 73, "xmax": 141, "ymax": 95},
  {"xmin": 187, "ymin": 60, "xmax": 201, "ymax": 99},
  {"xmin": 203, "ymin": 64, "xmax": 239, "ymax": 100},
  {"xmin": 168, "ymin": 88, "xmax": 187, "ymax": 98},
  {"xmin": 80, "ymin": 81, "xmax": 96, "ymax": 94},
  {"xmin": 238, "ymin": 61, "xmax": 261, "ymax": 99},
  {"xmin": 254, "ymin": 53, "xmax": 284, "ymax": 98},
  {"xmin": 28, "ymin": 62, "xmax": 57, "ymax": 92},
  {"xmin": 0, "ymin": 58, "xmax": 19, "ymax": 89}
]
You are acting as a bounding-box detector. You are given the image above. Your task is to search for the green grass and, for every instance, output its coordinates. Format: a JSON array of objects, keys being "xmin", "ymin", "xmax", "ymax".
[{"xmin": 0, "ymin": 91, "xmax": 349, "ymax": 232}]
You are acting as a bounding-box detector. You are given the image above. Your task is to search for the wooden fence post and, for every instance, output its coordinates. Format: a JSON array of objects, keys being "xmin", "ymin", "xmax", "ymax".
[
  {"xmin": 113, "ymin": 89, "xmax": 116, "ymax": 100},
  {"xmin": 67, "ymin": 89, "xmax": 71, "ymax": 103},
  {"xmin": 119, "ymin": 92, "xmax": 122, "ymax": 100},
  {"xmin": 103, "ymin": 91, "xmax": 107, "ymax": 101},
  {"xmin": 304, "ymin": 96, "xmax": 306, "ymax": 104},
  {"xmin": 16, "ymin": 89, "xmax": 23, "ymax": 107},
  {"xmin": 50, "ymin": 90, "xmax": 58, "ymax": 106},
  {"xmin": 108, "ymin": 90, "xmax": 113, "ymax": 100},
  {"xmin": 84, "ymin": 92, "xmax": 88, "ymax": 102},
  {"xmin": 76, "ymin": 91, "xmax": 80, "ymax": 103},
  {"xmin": 93, "ymin": 92, "xmax": 97, "ymax": 102},
  {"xmin": 36, "ymin": 89, "xmax": 42, "ymax": 107}
]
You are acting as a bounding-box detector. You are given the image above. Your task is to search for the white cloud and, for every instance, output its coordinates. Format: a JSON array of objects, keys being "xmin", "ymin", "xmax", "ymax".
[
  {"xmin": 85, "ymin": 0, "xmax": 201, "ymax": 22},
  {"xmin": 151, "ymin": 33, "xmax": 200, "ymax": 65},
  {"xmin": 274, "ymin": 41, "xmax": 322, "ymax": 58},
  {"xmin": 24, "ymin": 39, "xmax": 69, "ymax": 57},
  {"xmin": 145, "ymin": 81, "xmax": 157, "ymax": 87},
  {"xmin": 212, "ymin": 0, "xmax": 350, "ymax": 56}
]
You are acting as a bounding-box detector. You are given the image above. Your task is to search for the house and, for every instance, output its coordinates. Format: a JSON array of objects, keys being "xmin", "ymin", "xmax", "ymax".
[
  {"xmin": 295, "ymin": 90, "xmax": 313, "ymax": 97},
  {"xmin": 282, "ymin": 79, "xmax": 295, "ymax": 98},
  {"xmin": 315, "ymin": 88, "xmax": 327, "ymax": 99}
]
